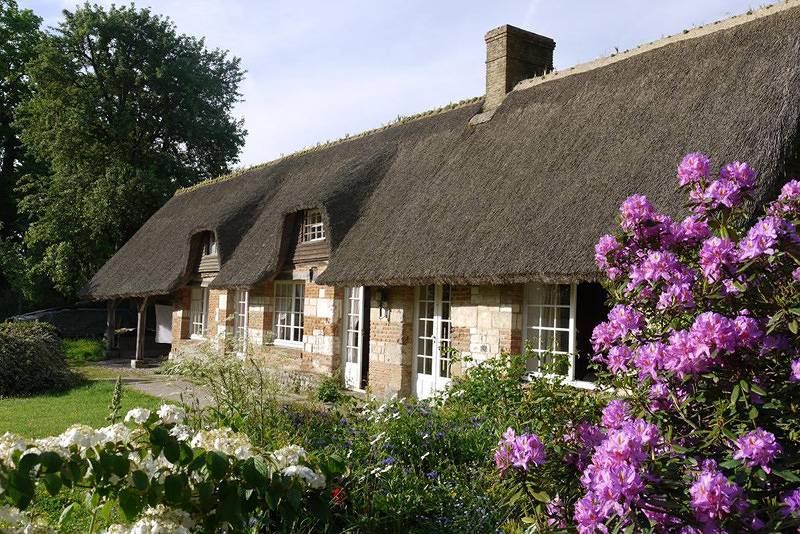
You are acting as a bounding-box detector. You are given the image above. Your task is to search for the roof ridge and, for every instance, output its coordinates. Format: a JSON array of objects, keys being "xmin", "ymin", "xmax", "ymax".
[
  {"xmin": 514, "ymin": 0, "xmax": 800, "ymax": 94},
  {"xmin": 175, "ymin": 95, "xmax": 482, "ymax": 196}
]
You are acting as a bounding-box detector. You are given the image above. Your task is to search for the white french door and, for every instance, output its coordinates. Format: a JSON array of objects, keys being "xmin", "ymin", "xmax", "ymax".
[
  {"xmin": 414, "ymin": 284, "xmax": 452, "ymax": 399},
  {"xmin": 342, "ymin": 287, "xmax": 364, "ymax": 390}
]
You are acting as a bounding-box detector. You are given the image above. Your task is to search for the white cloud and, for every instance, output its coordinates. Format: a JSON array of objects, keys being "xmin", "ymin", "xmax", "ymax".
[{"xmin": 22, "ymin": 0, "xmax": 759, "ymax": 167}]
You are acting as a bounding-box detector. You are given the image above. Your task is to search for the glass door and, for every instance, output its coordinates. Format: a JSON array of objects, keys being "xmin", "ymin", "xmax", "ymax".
[
  {"xmin": 343, "ymin": 287, "xmax": 364, "ymax": 390},
  {"xmin": 414, "ymin": 284, "xmax": 452, "ymax": 398}
]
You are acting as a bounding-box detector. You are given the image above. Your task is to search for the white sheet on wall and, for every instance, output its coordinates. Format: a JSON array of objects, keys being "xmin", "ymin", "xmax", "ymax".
[{"xmin": 155, "ymin": 304, "xmax": 173, "ymax": 344}]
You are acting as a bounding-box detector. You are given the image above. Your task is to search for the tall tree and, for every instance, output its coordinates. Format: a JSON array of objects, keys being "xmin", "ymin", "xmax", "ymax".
[
  {"xmin": 0, "ymin": 0, "xmax": 43, "ymax": 317},
  {"xmin": 16, "ymin": 3, "xmax": 246, "ymax": 298}
]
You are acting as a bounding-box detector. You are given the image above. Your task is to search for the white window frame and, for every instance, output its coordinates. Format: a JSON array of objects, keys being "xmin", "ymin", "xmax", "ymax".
[
  {"xmin": 522, "ymin": 282, "xmax": 594, "ymax": 389},
  {"xmin": 273, "ymin": 281, "xmax": 305, "ymax": 348},
  {"xmin": 190, "ymin": 287, "xmax": 209, "ymax": 340},
  {"xmin": 300, "ymin": 209, "xmax": 325, "ymax": 243},
  {"xmin": 233, "ymin": 289, "xmax": 249, "ymax": 348}
]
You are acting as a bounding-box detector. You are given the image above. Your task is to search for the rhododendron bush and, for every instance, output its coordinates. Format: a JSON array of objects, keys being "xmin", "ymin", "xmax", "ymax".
[
  {"xmin": 0, "ymin": 405, "xmax": 343, "ymax": 532},
  {"xmin": 499, "ymin": 154, "xmax": 800, "ymax": 531}
]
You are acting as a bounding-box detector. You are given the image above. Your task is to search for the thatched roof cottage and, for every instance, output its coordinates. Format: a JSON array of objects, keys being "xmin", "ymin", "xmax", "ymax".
[{"xmin": 83, "ymin": 2, "xmax": 800, "ymax": 398}]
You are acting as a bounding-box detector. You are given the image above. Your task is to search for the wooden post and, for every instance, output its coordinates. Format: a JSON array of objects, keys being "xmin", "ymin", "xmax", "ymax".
[
  {"xmin": 104, "ymin": 299, "xmax": 118, "ymax": 356},
  {"xmin": 133, "ymin": 296, "xmax": 149, "ymax": 367}
]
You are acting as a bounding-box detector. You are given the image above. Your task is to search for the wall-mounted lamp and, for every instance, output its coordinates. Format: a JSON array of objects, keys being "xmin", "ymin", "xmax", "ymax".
[
  {"xmin": 375, "ymin": 288, "xmax": 389, "ymax": 319},
  {"xmin": 308, "ymin": 267, "xmax": 316, "ymax": 283}
]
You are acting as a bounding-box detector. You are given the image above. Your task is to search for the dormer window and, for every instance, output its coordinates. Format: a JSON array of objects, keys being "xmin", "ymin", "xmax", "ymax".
[
  {"xmin": 202, "ymin": 232, "xmax": 218, "ymax": 256},
  {"xmin": 301, "ymin": 209, "xmax": 325, "ymax": 242}
]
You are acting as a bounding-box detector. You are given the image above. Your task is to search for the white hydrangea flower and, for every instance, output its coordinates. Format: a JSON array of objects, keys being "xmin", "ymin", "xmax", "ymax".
[
  {"xmin": 190, "ymin": 428, "xmax": 253, "ymax": 460},
  {"xmin": 169, "ymin": 424, "xmax": 192, "ymax": 442},
  {"xmin": 156, "ymin": 404, "xmax": 185, "ymax": 425},
  {"xmin": 282, "ymin": 465, "xmax": 326, "ymax": 490},
  {"xmin": 270, "ymin": 445, "xmax": 306, "ymax": 470},
  {"xmin": 0, "ymin": 433, "xmax": 27, "ymax": 467},
  {"xmin": 96, "ymin": 423, "xmax": 133, "ymax": 445},
  {"xmin": 102, "ymin": 505, "xmax": 193, "ymax": 534},
  {"xmin": 57, "ymin": 425, "xmax": 100, "ymax": 450},
  {"xmin": 31, "ymin": 436, "xmax": 68, "ymax": 457},
  {"xmin": 0, "ymin": 505, "xmax": 54, "ymax": 533},
  {"xmin": 124, "ymin": 408, "xmax": 152, "ymax": 425}
]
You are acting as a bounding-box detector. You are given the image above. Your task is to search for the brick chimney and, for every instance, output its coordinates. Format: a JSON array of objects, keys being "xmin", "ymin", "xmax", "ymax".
[{"xmin": 483, "ymin": 25, "xmax": 555, "ymax": 110}]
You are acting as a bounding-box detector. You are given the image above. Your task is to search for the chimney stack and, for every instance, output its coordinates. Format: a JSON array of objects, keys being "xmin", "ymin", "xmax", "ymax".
[{"xmin": 483, "ymin": 25, "xmax": 555, "ymax": 110}]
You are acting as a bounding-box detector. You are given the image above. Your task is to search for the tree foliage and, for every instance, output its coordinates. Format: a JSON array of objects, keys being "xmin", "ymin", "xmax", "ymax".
[{"xmin": 15, "ymin": 3, "xmax": 246, "ymax": 298}]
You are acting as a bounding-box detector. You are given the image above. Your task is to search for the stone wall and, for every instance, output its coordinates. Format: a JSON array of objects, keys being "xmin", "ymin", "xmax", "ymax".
[
  {"xmin": 450, "ymin": 284, "xmax": 524, "ymax": 370},
  {"xmin": 170, "ymin": 264, "xmax": 342, "ymax": 382}
]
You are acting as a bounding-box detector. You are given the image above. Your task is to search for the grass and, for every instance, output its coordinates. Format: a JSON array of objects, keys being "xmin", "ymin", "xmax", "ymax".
[
  {"xmin": 62, "ymin": 338, "xmax": 106, "ymax": 364},
  {"xmin": 0, "ymin": 377, "xmax": 161, "ymax": 438}
]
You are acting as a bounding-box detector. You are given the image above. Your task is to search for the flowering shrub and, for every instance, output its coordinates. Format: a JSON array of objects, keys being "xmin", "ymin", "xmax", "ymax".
[
  {"xmin": 0, "ymin": 405, "xmax": 343, "ymax": 532},
  {"xmin": 579, "ymin": 155, "xmax": 800, "ymax": 531}
]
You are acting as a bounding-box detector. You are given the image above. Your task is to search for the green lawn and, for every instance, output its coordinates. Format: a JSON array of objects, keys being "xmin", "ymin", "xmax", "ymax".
[{"xmin": 0, "ymin": 379, "xmax": 161, "ymax": 438}]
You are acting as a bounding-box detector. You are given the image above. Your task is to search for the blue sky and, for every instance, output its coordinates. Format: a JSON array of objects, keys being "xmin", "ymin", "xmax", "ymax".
[{"xmin": 23, "ymin": 0, "xmax": 758, "ymax": 167}]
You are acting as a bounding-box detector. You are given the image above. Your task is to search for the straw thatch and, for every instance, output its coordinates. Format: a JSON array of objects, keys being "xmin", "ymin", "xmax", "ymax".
[{"xmin": 82, "ymin": 3, "xmax": 800, "ymax": 299}]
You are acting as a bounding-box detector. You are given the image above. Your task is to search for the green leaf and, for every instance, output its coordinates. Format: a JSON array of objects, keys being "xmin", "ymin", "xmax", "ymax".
[
  {"xmin": 164, "ymin": 474, "xmax": 186, "ymax": 504},
  {"xmin": 163, "ymin": 438, "xmax": 180, "ymax": 464},
  {"xmin": 118, "ymin": 488, "xmax": 144, "ymax": 521},
  {"xmin": 730, "ymin": 385, "xmax": 740, "ymax": 406},
  {"xmin": 775, "ymin": 469, "xmax": 800, "ymax": 482},
  {"xmin": 58, "ymin": 503, "xmax": 76, "ymax": 526},
  {"xmin": 790, "ymin": 320, "xmax": 798, "ymax": 335},
  {"xmin": 43, "ymin": 473, "xmax": 62, "ymax": 496},
  {"xmin": 750, "ymin": 383, "xmax": 767, "ymax": 396},
  {"xmin": 39, "ymin": 452, "xmax": 63, "ymax": 473},
  {"xmin": 206, "ymin": 451, "xmax": 229, "ymax": 480},
  {"xmin": 131, "ymin": 470, "xmax": 149, "ymax": 491},
  {"xmin": 530, "ymin": 490, "xmax": 550, "ymax": 503},
  {"xmin": 749, "ymin": 406, "xmax": 759, "ymax": 420}
]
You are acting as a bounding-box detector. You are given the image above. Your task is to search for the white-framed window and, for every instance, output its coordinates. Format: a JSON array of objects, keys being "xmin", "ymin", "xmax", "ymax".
[
  {"xmin": 273, "ymin": 281, "xmax": 304, "ymax": 346},
  {"xmin": 523, "ymin": 282, "xmax": 578, "ymax": 379},
  {"xmin": 233, "ymin": 289, "xmax": 249, "ymax": 345},
  {"xmin": 202, "ymin": 233, "xmax": 217, "ymax": 256},
  {"xmin": 301, "ymin": 209, "xmax": 325, "ymax": 242},
  {"xmin": 190, "ymin": 287, "xmax": 209, "ymax": 339}
]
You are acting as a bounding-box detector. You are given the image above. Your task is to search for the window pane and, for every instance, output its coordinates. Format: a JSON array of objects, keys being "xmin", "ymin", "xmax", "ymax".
[
  {"xmin": 557, "ymin": 306, "xmax": 570, "ymax": 329},
  {"xmin": 556, "ymin": 330, "xmax": 569, "ymax": 352}
]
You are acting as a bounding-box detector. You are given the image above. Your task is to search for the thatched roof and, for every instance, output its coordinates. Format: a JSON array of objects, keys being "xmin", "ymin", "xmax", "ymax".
[{"xmin": 82, "ymin": 2, "xmax": 800, "ymax": 299}]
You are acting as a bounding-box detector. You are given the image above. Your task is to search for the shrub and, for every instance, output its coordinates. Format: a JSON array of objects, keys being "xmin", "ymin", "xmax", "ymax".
[
  {"xmin": 0, "ymin": 405, "xmax": 343, "ymax": 532},
  {"xmin": 63, "ymin": 338, "xmax": 105, "ymax": 364},
  {"xmin": 499, "ymin": 155, "xmax": 800, "ymax": 531},
  {"xmin": 315, "ymin": 375, "xmax": 343, "ymax": 403},
  {"xmin": 0, "ymin": 321, "xmax": 77, "ymax": 396}
]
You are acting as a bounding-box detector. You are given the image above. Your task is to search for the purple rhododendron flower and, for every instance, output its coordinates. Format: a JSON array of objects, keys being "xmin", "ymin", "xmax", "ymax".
[
  {"xmin": 677, "ymin": 152, "xmax": 710, "ymax": 186},
  {"xmin": 733, "ymin": 315, "xmax": 763, "ymax": 349},
  {"xmin": 495, "ymin": 428, "xmax": 545, "ymax": 474},
  {"xmin": 619, "ymin": 194, "xmax": 655, "ymax": 231},
  {"xmin": 657, "ymin": 282, "xmax": 695, "ymax": 310},
  {"xmin": 720, "ymin": 160, "xmax": 757, "ymax": 189},
  {"xmin": 595, "ymin": 234, "xmax": 621, "ymax": 271},
  {"xmin": 573, "ymin": 494, "xmax": 607, "ymax": 534},
  {"xmin": 690, "ymin": 312, "xmax": 738, "ymax": 354},
  {"xmin": 790, "ymin": 359, "xmax": 800, "ymax": 383},
  {"xmin": 738, "ymin": 216, "xmax": 797, "ymax": 260},
  {"xmin": 699, "ymin": 237, "xmax": 738, "ymax": 283},
  {"xmin": 782, "ymin": 488, "xmax": 800, "ymax": 517},
  {"xmin": 733, "ymin": 428, "xmax": 781, "ymax": 473},
  {"xmin": 690, "ymin": 465, "xmax": 743, "ymax": 524},
  {"xmin": 704, "ymin": 178, "xmax": 742, "ymax": 209},
  {"xmin": 634, "ymin": 342, "xmax": 666, "ymax": 381},
  {"xmin": 779, "ymin": 179, "xmax": 800, "ymax": 203},
  {"xmin": 605, "ymin": 345, "xmax": 632, "ymax": 375},
  {"xmin": 793, "ymin": 267, "xmax": 800, "ymax": 281},
  {"xmin": 546, "ymin": 495, "xmax": 568, "ymax": 528},
  {"xmin": 676, "ymin": 215, "xmax": 711, "ymax": 244},
  {"xmin": 601, "ymin": 400, "xmax": 630, "ymax": 430}
]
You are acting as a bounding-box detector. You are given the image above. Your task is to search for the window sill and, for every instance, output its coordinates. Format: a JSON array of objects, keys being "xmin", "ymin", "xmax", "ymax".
[
  {"xmin": 189, "ymin": 335, "xmax": 206, "ymax": 341},
  {"xmin": 525, "ymin": 372, "xmax": 596, "ymax": 390},
  {"xmin": 273, "ymin": 339, "xmax": 303, "ymax": 349}
]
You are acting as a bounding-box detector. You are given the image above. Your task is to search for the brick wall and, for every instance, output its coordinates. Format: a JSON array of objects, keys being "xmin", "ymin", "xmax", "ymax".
[{"xmin": 367, "ymin": 286, "xmax": 415, "ymax": 397}]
